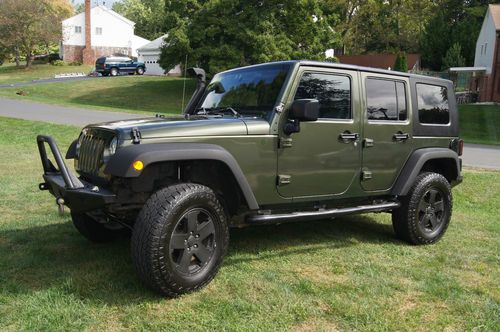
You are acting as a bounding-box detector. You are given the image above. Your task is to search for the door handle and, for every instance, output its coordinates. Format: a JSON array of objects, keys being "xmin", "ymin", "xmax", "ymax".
[
  {"xmin": 393, "ymin": 131, "xmax": 410, "ymax": 141},
  {"xmin": 339, "ymin": 131, "xmax": 359, "ymax": 143}
]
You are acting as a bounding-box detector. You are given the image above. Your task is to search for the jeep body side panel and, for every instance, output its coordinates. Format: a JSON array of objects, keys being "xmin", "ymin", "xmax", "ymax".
[
  {"xmin": 105, "ymin": 143, "xmax": 259, "ymax": 210},
  {"xmin": 276, "ymin": 66, "xmax": 362, "ymax": 199},
  {"xmin": 410, "ymin": 77, "xmax": 459, "ymax": 137},
  {"xmin": 359, "ymin": 72, "xmax": 414, "ymax": 192},
  {"xmin": 391, "ymin": 148, "xmax": 461, "ymax": 196}
]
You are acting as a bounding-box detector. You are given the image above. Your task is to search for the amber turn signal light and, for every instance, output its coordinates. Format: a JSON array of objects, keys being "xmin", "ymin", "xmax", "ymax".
[{"xmin": 132, "ymin": 160, "xmax": 144, "ymax": 171}]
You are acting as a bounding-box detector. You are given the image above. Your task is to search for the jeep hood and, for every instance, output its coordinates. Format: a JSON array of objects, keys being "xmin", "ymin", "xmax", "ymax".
[{"xmin": 89, "ymin": 116, "xmax": 270, "ymax": 139}]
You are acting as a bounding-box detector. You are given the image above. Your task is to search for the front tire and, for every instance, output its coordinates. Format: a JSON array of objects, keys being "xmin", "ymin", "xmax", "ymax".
[
  {"xmin": 131, "ymin": 183, "xmax": 229, "ymax": 297},
  {"xmin": 136, "ymin": 67, "xmax": 144, "ymax": 75},
  {"xmin": 392, "ymin": 172, "xmax": 452, "ymax": 245}
]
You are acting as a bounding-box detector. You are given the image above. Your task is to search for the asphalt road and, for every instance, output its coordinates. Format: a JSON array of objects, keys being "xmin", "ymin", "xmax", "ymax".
[
  {"xmin": 0, "ymin": 97, "xmax": 498, "ymax": 169},
  {"xmin": 0, "ymin": 97, "xmax": 143, "ymax": 126}
]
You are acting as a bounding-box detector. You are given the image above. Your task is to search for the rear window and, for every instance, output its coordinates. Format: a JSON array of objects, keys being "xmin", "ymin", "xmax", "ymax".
[
  {"xmin": 96, "ymin": 57, "xmax": 106, "ymax": 64},
  {"xmin": 417, "ymin": 84, "xmax": 450, "ymax": 124}
]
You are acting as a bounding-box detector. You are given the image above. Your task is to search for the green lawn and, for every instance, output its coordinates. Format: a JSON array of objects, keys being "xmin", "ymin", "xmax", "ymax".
[
  {"xmin": 459, "ymin": 104, "xmax": 500, "ymax": 145},
  {"xmin": 0, "ymin": 75, "xmax": 196, "ymax": 115},
  {"xmin": 0, "ymin": 117, "xmax": 498, "ymax": 331},
  {"xmin": 0, "ymin": 62, "xmax": 93, "ymax": 84}
]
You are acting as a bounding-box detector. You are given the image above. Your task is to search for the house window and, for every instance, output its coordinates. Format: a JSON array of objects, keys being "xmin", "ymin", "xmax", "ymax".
[
  {"xmin": 485, "ymin": 43, "xmax": 488, "ymax": 54},
  {"xmin": 481, "ymin": 45, "xmax": 484, "ymax": 55},
  {"xmin": 75, "ymin": 26, "xmax": 82, "ymax": 34},
  {"xmin": 96, "ymin": 27, "xmax": 103, "ymax": 35}
]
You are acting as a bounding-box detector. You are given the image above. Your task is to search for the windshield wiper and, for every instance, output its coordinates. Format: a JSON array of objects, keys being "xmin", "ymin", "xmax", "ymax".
[{"xmin": 196, "ymin": 107, "xmax": 242, "ymax": 118}]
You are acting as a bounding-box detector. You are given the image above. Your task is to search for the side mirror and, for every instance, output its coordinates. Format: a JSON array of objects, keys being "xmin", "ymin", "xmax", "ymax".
[
  {"xmin": 289, "ymin": 99, "xmax": 319, "ymax": 122},
  {"xmin": 284, "ymin": 99, "xmax": 319, "ymax": 135}
]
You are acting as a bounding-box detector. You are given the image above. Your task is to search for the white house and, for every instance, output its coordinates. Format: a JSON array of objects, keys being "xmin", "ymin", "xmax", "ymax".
[
  {"xmin": 137, "ymin": 34, "xmax": 182, "ymax": 76},
  {"xmin": 61, "ymin": 3, "xmax": 149, "ymax": 63},
  {"xmin": 470, "ymin": 4, "xmax": 500, "ymax": 101}
]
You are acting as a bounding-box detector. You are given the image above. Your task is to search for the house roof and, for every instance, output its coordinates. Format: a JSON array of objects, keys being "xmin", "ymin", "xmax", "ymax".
[
  {"xmin": 337, "ymin": 53, "xmax": 420, "ymax": 70},
  {"xmin": 62, "ymin": 5, "xmax": 135, "ymax": 26},
  {"xmin": 137, "ymin": 34, "xmax": 168, "ymax": 51},
  {"xmin": 489, "ymin": 4, "xmax": 500, "ymax": 30}
]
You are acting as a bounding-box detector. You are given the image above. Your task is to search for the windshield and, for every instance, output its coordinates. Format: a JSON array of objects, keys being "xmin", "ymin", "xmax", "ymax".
[{"xmin": 199, "ymin": 63, "xmax": 291, "ymax": 119}]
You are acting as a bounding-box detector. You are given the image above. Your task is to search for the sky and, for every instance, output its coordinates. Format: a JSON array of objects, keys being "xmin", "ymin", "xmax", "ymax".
[{"xmin": 71, "ymin": 0, "xmax": 119, "ymax": 8}]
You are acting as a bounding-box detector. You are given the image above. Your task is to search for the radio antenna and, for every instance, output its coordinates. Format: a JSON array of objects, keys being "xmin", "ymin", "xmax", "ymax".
[{"xmin": 181, "ymin": 54, "xmax": 188, "ymax": 113}]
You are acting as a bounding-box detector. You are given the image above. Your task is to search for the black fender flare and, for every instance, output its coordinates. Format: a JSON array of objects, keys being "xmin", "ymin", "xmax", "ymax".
[
  {"xmin": 391, "ymin": 148, "xmax": 461, "ymax": 196},
  {"xmin": 104, "ymin": 143, "xmax": 259, "ymax": 210}
]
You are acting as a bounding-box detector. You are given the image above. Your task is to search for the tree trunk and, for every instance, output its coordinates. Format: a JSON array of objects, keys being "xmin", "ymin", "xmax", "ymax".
[
  {"xmin": 14, "ymin": 47, "xmax": 20, "ymax": 67},
  {"xmin": 25, "ymin": 50, "xmax": 32, "ymax": 68}
]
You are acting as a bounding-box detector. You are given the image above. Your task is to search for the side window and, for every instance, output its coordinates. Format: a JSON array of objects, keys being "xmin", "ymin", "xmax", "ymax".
[
  {"xmin": 366, "ymin": 78, "xmax": 407, "ymax": 121},
  {"xmin": 294, "ymin": 72, "xmax": 351, "ymax": 119},
  {"xmin": 416, "ymin": 84, "xmax": 449, "ymax": 124}
]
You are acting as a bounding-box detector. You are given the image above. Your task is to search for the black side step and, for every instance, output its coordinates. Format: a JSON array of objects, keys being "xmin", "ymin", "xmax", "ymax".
[{"xmin": 246, "ymin": 202, "xmax": 400, "ymax": 225}]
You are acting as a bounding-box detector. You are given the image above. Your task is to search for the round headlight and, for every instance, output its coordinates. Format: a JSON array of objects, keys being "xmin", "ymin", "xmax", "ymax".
[{"xmin": 109, "ymin": 136, "xmax": 118, "ymax": 155}]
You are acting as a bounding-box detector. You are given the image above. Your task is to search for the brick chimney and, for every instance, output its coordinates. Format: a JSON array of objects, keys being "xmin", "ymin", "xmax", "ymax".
[{"xmin": 82, "ymin": 0, "xmax": 95, "ymax": 64}]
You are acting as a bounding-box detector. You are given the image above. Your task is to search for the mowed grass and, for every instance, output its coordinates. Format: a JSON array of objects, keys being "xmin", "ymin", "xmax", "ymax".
[
  {"xmin": 459, "ymin": 104, "xmax": 500, "ymax": 146},
  {"xmin": 0, "ymin": 117, "xmax": 498, "ymax": 331},
  {"xmin": 0, "ymin": 75, "xmax": 196, "ymax": 115},
  {"xmin": 0, "ymin": 62, "xmax": 93, "ymax": 84}
]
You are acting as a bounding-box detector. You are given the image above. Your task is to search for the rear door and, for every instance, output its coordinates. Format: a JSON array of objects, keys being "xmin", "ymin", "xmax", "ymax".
[
  {"xmin": 277, "ymin": 67, "xmax": 361, "ymax": 198},
  {"xmin": 360, "ymin": 73, "xmax": 413, "ymax": 192}
]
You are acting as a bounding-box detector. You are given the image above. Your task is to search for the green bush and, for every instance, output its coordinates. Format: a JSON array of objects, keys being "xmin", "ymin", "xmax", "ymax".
[
  {"xmin": 393, "ymin": 52, "xmax": 408, "ymax": 72},
  {"xmin": 51, "ymin": 60, "xmax": 65, "ymax": 66},
  {"xmin": 68, "ymin": 61, "xmax": 82, "ymax": 66}
]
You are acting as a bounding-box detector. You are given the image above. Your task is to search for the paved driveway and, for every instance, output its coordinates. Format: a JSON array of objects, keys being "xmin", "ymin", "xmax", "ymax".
[
  {"xmin": 0, "ymin": 97, "xmax": 498, "ymax": 169},
  {"xmin": 0, "ymin": 97, "xmax": 143, "ymax": 126}
]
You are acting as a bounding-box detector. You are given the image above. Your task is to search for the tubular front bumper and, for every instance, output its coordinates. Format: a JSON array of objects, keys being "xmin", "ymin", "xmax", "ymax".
[{"xmin": 37, "ymin": 135, "xmax": 116, "ymax": 214}]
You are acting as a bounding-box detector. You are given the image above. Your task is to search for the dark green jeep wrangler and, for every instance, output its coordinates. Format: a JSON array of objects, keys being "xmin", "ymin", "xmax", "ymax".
[{"xmin": 37, "ymin": 61, "xmax": 463, "ymax": 296}]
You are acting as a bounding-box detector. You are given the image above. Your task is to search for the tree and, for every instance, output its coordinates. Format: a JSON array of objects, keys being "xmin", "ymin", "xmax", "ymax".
[
  {"xmin": 442, "ymin": 42, "xmax": 465, "ymax": 70},
  {"xmin": 159, "ymin": 0, "xmax": 340, "ymax": 76},
  {"xmin": 0, "ymin": 0, "xmax": 73, "ymax": 68},
  {"xmin": 112, "ymin": 0, "xmax": 165, "ymax": 40},
  {"xmin": 394, "ymin": 52, "xmax": 408, "ymax": 72}
]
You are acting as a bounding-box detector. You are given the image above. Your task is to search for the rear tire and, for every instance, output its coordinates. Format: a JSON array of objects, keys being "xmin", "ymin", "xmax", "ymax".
[
  {"xmin": 131, "ymin": 183, "xmax": 229, "ymax": 297},
  {"xmin": 71, "ymin": 212, "xmax": 117, "ymax": 243},
  {"xmin": 110, "ymin": 67, "xmax": 119, "ymax": 76},
  {"xmin": 392, "ymin": 172, "xmax": 452, "ymax": 245}
]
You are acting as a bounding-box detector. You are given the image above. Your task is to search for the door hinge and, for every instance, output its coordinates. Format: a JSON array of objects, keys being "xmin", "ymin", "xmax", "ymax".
[
  {"xmin": 277, "ymin": 174, "xmax": 291, "ymax": 186},
  {"xmin": 279, "ymin": 137, "xmax": 293, "ymax": 148},
  {"xmin": 361, "ymin": 170, "xmax": 373, "ymax": 181},
  {"xmin": 363, "ymin": 138, "xmax": 374, "ymax": 148},
  {"xmin": 131, "ymin": 127, "xmax": 141, "ymax": 144}
]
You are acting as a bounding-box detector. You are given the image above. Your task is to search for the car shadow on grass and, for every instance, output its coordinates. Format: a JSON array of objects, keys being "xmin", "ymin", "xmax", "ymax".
[{"xmin": 0, "ymin": 214, "xmax": 397, "ymax": 304}]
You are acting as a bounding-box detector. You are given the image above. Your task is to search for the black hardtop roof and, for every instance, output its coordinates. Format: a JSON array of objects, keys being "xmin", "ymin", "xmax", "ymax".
[{"xmin": 220, "ymin": 60, "xmax": 453, "ymax": 85}]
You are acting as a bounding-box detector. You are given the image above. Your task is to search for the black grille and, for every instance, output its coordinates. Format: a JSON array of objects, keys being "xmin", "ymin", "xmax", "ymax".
[{"xmin": 78, "ymin": 133, "xmax": 106, "ymax": 175}]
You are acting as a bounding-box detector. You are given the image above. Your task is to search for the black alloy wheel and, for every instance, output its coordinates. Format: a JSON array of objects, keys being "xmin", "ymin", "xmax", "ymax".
[
  {"xmin": 392, "ymin": 172, "xmax": 452, "ymax": 245},
  {"xmin": 169, "ymin": 208, "xmax": 216, "ymax": 275},
  {"xmin": 131, "ymin": 183, "xmax": 229, "ymax": 297}
]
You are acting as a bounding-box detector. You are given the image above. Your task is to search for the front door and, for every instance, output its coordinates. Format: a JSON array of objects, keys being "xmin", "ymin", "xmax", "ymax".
[
  {"xmin": 277, "ymin": 68, "xmax": 361, "ymax": 198},
  {"xmin": 360, "ymin": 73, "xmax": 414, "ymax": 192}
]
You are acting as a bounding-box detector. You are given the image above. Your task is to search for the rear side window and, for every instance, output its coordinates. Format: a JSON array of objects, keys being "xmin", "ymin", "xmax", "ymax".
[
  {"xmin": 417, "ymin": 84, "xmax": 450, "ymax": 124},
  {"xmin": 366, "ymin": 78, "xmax": 407, "ymax": 121},
  {"xmin": 96, "ymin": 57, "xmax": 106, "ymax": 64},
  {"xmin": 294, "ymin": 72, "xmax": 351, "ymax": 119}
]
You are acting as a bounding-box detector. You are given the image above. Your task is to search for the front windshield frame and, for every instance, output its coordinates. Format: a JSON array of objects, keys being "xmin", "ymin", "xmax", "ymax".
[{"xmin": 197, "ymin": 63, "xmax": 293, "ymax": 121}]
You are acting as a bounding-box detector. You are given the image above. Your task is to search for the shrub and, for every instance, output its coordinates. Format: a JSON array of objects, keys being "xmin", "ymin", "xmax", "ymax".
[
  {"xmin": 68, "ymin": 61, "xmax": 82, "ymax": 66},
  {"xmin": 393, "ymin": 52, "xmax": 408, "ymax": 72},
  {"xmin": 51, "ymin": 60, "xmax": 65, "ymax": 66}
]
